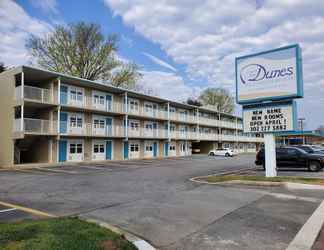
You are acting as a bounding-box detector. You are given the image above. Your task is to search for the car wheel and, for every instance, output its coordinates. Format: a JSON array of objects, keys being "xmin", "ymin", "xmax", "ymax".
[
  {"xmin": 225, "ymin": 153, "xmax": 230, "ymax": 157},
  {"xmin": 308, "ymin": 161, "xmax": 321, "ymax": 172},
  {"xmin": 209, "ymin": 152, "xmax": 215, "ymax": 156}
]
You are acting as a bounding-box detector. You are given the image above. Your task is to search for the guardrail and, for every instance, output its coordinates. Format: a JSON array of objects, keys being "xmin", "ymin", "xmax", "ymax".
[{"xmin": 15, "ymin": 85, "xmax": 55, "ymax": 104}]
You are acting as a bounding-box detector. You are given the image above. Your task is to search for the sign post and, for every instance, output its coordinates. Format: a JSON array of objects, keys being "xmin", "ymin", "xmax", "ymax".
[
  {"xmin": 264, "ymin": 133, "xmax": 277, "ymax": 177},
  {"xmin": 235, "ymin": 44, "xmax": 303, "ymax": 178}
]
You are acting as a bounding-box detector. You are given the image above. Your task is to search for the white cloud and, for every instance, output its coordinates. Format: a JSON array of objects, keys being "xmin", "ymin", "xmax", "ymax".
[
  {"xmin": 137, "ymin": 70, "xmax": 199, "ymax": 101},
  {"xmin": 29, "ymin": 0, "xmax": 58, "ymax": 14},
  {"xmin": 0, "ymin": 0, "xmax": 52, "ymax": 67},
  {"xmin": 104, "ymin": 0, "xmax": 324, "ymax": 128},
  {"xmin": 142, "ymin": 52, "xmax": 177, "ymax": 72}
]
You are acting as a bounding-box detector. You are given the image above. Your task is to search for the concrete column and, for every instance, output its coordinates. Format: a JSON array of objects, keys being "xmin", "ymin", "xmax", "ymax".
[
  {"xmin": 124, "ymin": 92, "xmax": 128, "ymax": 140},
  {"xmin": 167, "ymin": 102, "xmax": 171, "ymax": 142},
  {"xmin": 264, "ymin": 133, "xmax": 277, "ymax": 177},
  {"xmin": 21, "ymin": 72, "xmax": 24, "ymax": 131}
]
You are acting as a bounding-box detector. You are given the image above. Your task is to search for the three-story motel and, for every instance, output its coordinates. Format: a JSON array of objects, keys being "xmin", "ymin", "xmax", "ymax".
[{"xmin": 0, "ymin": 66, "xmax": 263, "ymax": 166}]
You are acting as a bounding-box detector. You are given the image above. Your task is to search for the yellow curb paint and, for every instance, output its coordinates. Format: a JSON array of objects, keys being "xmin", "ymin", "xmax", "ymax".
[{"xmin": 0, "ymin": 201, "xmax": 56, "ymax": 218}]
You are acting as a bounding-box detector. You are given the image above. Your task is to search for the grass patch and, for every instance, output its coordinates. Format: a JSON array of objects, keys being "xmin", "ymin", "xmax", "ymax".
[
  {"xmin": 0, "ymin": 217, "xmax": 137, "ymax": 250},
  {"xmin": 199, "ymin": 175, "xmax": 324, "ymax": 185}
]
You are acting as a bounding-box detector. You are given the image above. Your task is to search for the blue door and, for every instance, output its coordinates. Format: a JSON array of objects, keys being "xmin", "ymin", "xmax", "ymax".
[
  {"xmin": 153, "ymin": 142, "xmax": 158, "ymax": 157},
  {"xmin": 106, "ymin": 95, "xmax": 112, "ymax": 111},
  {"xmin": 106, "ymin": 141, "xmax": 112, "ymax": 160},
  {"xmin": 60, "ymin": 85, "xmax": 68, "ymax": 104},
  {"xmin": 106, "ymin": 118, "xmax": 112, "ymax": 135},
  {"xmin": 164, "ymin": 142, "xmax": 169, "ymax": 157},
  {"xmin": 58, "ymin": 140, "xmax": 67, "ymax": 162},
  {"xmin": 60, "ymin": 112, "xmax": 68, "ymax": 133},
  {"xmin": 123, "ymin": 141, "xmax": 129, "ymax": 159}
]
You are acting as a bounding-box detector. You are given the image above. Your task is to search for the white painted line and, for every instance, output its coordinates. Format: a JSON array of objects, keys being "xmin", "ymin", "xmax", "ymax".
[
  {"xmin": 0, "ymin": 208, "xmax": 17, "ymax": 213},
  {"xmin": 80, "ymin": 166, "xmax": 113, "ymax": 171},
  {"xmin": 35, "ymin": 167, "xmax": 77, "ymax": 174},
  {"xmin": 286, "ymin": 200, "xmax": 324, "ymax": 250}
]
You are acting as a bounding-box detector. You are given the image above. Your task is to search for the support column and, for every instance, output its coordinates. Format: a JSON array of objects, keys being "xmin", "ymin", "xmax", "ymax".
[
  {"xmin": 264, "ymin": 133, "xmax": 277, "ymax": 177},
  {"xmin": 20, "ymin": 72, "xmax": 24, "ymax": 131},
  {"xmin": 124, "ymin": 92, "xmax": 128, "ymax": 140},
  {"xmin": 196, "ymin": 108, "xmax": 199, "ymax": 141},
  {"xmin": 167, "ymin": 102, "xmax": 171, "ymax": 142}
]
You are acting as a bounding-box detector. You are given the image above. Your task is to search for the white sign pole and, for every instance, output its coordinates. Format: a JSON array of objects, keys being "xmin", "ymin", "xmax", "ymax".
[{"xmin": 264, "ymin": 133, "xmax": 277, "ymax": 177}]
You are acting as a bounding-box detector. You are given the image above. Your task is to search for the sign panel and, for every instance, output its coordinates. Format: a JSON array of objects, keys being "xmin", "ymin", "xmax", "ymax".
[
  {"xmin": 243, "ymin": 101, "xmax": 297, "ymax": 133},
  {"xmin": 236, "ymin": 44, "xmax": 303, "ymax": 104}
]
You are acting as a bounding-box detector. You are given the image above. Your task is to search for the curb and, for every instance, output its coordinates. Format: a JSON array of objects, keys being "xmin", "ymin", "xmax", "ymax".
[
  {"xmin": 286, "ymin": 200, "xmax": 324, "ymax": 250},
  {"xmin": 189, "ymin": 167, "xmax": 256, "ymax": 184},
  {"xmin": 83, "ymin": 218, "xmax": 156, "ymax": 250}
]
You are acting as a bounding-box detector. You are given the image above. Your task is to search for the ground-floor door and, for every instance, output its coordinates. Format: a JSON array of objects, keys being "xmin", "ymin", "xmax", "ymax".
[
  {"xmin": 179, "ymin": 141, "xmax": 190, "ymax": 156},
  {"xmin": 129, "ymin": 140, "xmax": 140, "ymax": 159},
  {"xmin": 68, "ymin": 140, "xmax": 84, "ymax": 162},
  {"xmin": 169, "ymin": 141, "xmax": 177, "ymax": 157},
  {"xmin": 92, "ymin": 140, "xmax": 105, "ymax": 161},
  {"xmin": 144, "ymin": 141, "xmax": 158, "ymax": 158}
]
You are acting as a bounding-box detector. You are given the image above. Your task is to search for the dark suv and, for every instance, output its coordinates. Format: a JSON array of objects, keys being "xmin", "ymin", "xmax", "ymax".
[
  {"xmin": 255, "ymin": 146, "xmax": 324, "ymax": 172},
  {"xmin": 293, "ymin": 145, "xmax": 324, "ymax": 155}
]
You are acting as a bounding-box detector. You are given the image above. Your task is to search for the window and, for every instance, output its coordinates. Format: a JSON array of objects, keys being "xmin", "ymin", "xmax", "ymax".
[
  {"xmin": 70, "ymin": 143, "xmax": 76, "ymax": 154},
  {"xmin": 94, "ymin": 144, "xmax": 104, "ymax": 153},
  {"xmin": 145, "ymin": 123, "xmax": 153, "ymax": 130},
  {"xmin": 70, "ymin": 117, "xmax": 76, "ymax": 127},
  {"xmin": 129, "ymin": 99, "xmax": 139, "ymax": 111},
  {"xmin": 169, "ymin": 145, "xmax": 176, "ymax": 151},
  {"xmin": 130, "ymin": 144, "xmax": 139, "ymax": 152},
  {"xmin": 94, "ymin": 119, "xmax": 105, "ymax": 129},
  {"xmin": 70, "ymin": 87, "xmax": 83, "ymax": 103},
  {"xmin": 77, "ymin": 143, "xmax": 83, "ymax": 153},
  {"xmin": 70, "ymin": 90, "xmax": 77, "ymax": 101},
  {"xmin": 130, "ymin": 121, "xmax": 139, "ymax": 130},
  {"xmin": 287, "ymin": 148, "xmax": 299, "ymax": 155},
  {"xmin": 145, "ymin": 103, "xmax": 153, "ymax": 113},
  {"xmin": 145, "ymin": 145, "xmax": 153, "ymax": 151},
  {"xmin": 69, "ymin": 115, "xmax": 83, "ymax": 128}
]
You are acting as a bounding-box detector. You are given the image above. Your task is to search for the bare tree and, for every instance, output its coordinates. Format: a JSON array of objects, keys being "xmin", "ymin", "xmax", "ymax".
[
  {"xmin": 26, "ymin": 22, "xmax": 141, "ymax": 89},
  {"xmin": 186, "ymin": 98, "xmax": 202, "ymax": 107},
  {"xmin": 198, "ymin": 87, "xmax": 235, "ymax": 114}
]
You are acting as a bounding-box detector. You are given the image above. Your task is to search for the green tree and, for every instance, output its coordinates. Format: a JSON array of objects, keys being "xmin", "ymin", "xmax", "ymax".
[
  {"xmin": 198, "ymin": 87, "xmax": 235, "ymax": 114},
  {"xmin": 26, "ymin": 22, "xmax": 141, "ymax": 89}
]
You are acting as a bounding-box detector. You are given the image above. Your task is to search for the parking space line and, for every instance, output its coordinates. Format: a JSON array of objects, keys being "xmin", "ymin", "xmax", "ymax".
[
  {"xmin": 80, "ymin": 166, "xmax": 113, "ymax": 171},
  {"xmin": 0, "ymin": 201, "xmax": 56, "ymax": 218},
  {"xmin": 0, "ymin": 208, "xmax": 17, "ymax": 213},
  {"xmin": 35, "ymin": 167, "xmax": 77, "ymax": 174}
]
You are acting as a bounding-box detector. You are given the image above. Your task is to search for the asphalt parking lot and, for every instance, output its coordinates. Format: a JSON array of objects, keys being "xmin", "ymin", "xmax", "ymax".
[{"xmin": 0, "ymin": 154, "xmax": 323, "ymax": 249}]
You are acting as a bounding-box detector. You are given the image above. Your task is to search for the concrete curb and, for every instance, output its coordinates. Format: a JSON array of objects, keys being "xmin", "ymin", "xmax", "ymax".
[
  {"xmin": 286, "ymin": 200, "xmax": 324, "ymax": 250},
  {"xmin": 190, "ymin": 172, "xmax": 324, "ymax": 190},
  {"xmin": 189, "ymin": 167, "xmax": 256, "ymax": 184},
  {"xmin": 83, "ymin": 218, "xmax": 156, "ymax": 250}
]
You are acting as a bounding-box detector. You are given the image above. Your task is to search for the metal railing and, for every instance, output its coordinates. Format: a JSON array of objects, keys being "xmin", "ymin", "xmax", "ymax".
[
  {"xmin": 15, "ymin": 85, "xmax": 54, "ymax": 104},
  {"xmin": 13, "ymin": 118, "xmax": 57, "ymax": 134},
  {"xmin": 59, "ymin": 122, "xmax": 124, "ymax": 137}
]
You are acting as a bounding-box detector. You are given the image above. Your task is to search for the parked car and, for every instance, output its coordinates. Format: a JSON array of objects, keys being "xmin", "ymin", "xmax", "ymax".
[
  {"xmin": 255, "ymin": 146, "xmax": 324, "ymax": 172},
  {"xmin": 209, "ymin": 148, "xmax": 235, "ymax": 157},
  {"xmin": 293, "ymin": 145, "xmax": 324, "ymax": 154}
]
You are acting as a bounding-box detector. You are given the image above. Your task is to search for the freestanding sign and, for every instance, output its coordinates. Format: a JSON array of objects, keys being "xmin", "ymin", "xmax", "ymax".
[
  {"xmin": 235, "ymin": 44, "xmax": 303, "ymax": 177},
  {"xmin": 236, "ymin": 44, "xmax": 303, "ymax": 104},
  {"xmin": 243, "ymin": 101, "xmax": 297, "ymax": 133}
]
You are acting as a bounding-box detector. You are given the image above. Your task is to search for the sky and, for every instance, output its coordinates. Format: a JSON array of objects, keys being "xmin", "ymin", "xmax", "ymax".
[{"xmin": 0, "ymin": 0, "xmax": 324, "ymax": 129}]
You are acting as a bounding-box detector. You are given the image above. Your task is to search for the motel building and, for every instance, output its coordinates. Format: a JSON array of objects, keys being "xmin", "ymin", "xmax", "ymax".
[{"xmin": 0, "ymin": 66, "xmax": 263, "ymax": 167}]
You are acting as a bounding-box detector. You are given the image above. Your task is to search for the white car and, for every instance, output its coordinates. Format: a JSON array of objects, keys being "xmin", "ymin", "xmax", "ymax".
[{"xmin": 209, "ymin": 148, "xmax": 235, "ymax": 157}]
